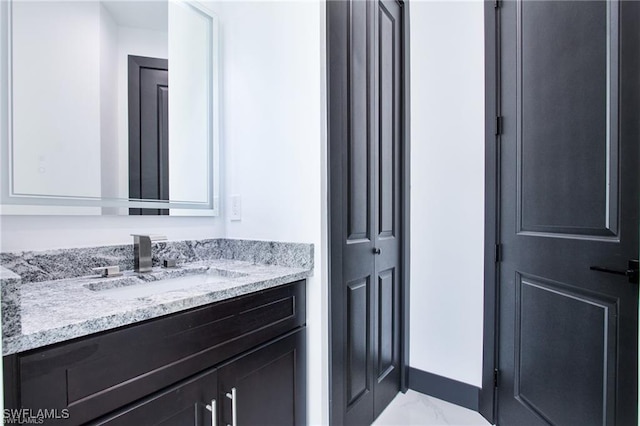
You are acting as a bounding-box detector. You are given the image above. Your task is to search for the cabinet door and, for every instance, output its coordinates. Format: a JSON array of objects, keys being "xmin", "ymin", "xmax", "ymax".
[
  {"xmin": 94, "ymin": 367, "xmax": 217, "ymax": 426},
  {"xmin": 218, "ymin": 328, "xmax": 306, "ymax": 426}
]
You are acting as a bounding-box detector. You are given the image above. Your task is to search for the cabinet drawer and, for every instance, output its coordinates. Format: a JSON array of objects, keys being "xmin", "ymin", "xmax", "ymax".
[{"xmin": 15, "ymin": 280, "xmax": 305, "ymax": 425}]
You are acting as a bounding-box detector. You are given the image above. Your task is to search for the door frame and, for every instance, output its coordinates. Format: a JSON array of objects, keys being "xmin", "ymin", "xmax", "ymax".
[
  {"xmin": 326, "ymin": 0, "xmax": 411, "ymax": 423},
  {"xmin": 479, "ymin": 1, "xmax": 499, "ymax": 423}
]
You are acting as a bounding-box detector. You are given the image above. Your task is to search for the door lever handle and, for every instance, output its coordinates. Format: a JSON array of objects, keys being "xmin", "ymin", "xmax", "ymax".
[
  {"xmin": 590, "ymin": 260, "xmax": 639, "ymax": 284},
  {"xmin": 373, "ymin": 248, "xmax": 381, "ymax": 255}
]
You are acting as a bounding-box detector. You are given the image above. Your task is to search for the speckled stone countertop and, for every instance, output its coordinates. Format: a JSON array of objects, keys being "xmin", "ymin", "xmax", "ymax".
[
  {"xmin": 0, "ymin": 266, "xmax": 20, "ymax": 282},
  {"xmin": 1, "ymin": 239, "xmax": 313, "ymax": 355}
]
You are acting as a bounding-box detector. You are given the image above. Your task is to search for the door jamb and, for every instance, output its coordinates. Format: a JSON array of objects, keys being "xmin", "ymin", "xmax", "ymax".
[
  {"xmin": 400, "ymin": 0, "xmax": 411, "ymax": 394},
  {"xmin": 479, "ymin": 0, "xmax": 499, "ymax": 423}
]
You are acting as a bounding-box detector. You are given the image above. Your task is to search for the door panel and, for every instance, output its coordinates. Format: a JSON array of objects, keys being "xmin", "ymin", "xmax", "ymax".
[
  {"xmin": 372, "ymin": 261, "xmax": 399, "ymax": 420},
  {"xmin": 514, "ymin": 275, "xmax": 616, "ymax": 426},
  {"xmin": 329, "ymin": 0, "xmax": 405, "ymax": 424},
  {"xmin": 342, "ymin": 1, "xmax": 376, "ymax": 423},
  {"xmin": 349, "ymin": 0, "xmax": 371, "ymax": 242},
  {"xmin": 497, "ymin": 1, "xmax": 639, "ymax": 424},
  {"xmin": 139, "ymin": 68, "xmax": 169, "ymax": 211},
  {"xmin": 347, "ymin": 278, "xmax": 371, "ymax": 405},
  {"xmin": 518, "ymin": 1, "xmax": 618, "ymax": 237},
  {"xmin": 377, "ymin": 268, "xmax": 395, "ymax": 378},
  {"xmin": 372, "ymin": 0, "xmax": 402, "ymax": 419},
  {"xmin": 378, "ymin": 2, "xmax": 395, "ymax": 239}
]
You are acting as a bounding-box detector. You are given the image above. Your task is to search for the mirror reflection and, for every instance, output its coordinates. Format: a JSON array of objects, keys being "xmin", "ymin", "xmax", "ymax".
[{"xmin": 3, "ymin": 0, "xmax": 219, "ymax": 215}]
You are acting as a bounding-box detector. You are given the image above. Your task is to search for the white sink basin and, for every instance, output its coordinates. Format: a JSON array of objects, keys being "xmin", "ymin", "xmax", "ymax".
[{"xmin": 86, "ymin": 268, "xmax": 247, "ymax": 300}]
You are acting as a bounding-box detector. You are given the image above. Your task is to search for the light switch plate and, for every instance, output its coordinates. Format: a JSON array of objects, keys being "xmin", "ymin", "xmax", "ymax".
[{"xmin": 229, "ymin": 195, "xmax": 242, "ymax": 221}]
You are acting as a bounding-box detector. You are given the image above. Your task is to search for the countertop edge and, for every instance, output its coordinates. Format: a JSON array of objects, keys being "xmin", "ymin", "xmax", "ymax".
[{"xmin": 2, "ymin": 269, "xmax": 312, "ymax": 356}]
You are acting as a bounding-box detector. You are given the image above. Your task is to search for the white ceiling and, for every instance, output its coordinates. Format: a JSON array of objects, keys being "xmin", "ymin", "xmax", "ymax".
[{"xmin": 101, "ymin": 1, "xmax": 168, "ymax": 33}]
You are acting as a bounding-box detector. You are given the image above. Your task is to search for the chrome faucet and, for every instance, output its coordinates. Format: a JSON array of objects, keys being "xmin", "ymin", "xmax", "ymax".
[{"xmin": 131, "ymin": 234, "xmax": 167, "ymax": 273}]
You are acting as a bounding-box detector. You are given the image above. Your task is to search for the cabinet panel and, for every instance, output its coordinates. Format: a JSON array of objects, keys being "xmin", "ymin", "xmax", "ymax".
[
  {"xmin": 94, "ymin": 368, "xmax": 217, "ymax": 426},
  {"xmin": 218, "ymin": 329, "xmax": 306, "ymax": 426}
]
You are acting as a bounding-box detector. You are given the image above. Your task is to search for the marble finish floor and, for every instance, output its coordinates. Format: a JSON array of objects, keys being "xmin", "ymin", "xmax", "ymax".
[{"xmin": 373, "ymin": 390, "xmax": 492, "ymax": 426}]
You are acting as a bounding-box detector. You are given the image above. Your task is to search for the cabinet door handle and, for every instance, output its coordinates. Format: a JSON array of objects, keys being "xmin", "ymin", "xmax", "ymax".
[
  {"xmin": 225, "ymin": 387, "xmax": 237, "ymax": 426},
  {"xmin": 205, "ymin": 399, "xmax": 217, "ymax": 426}
]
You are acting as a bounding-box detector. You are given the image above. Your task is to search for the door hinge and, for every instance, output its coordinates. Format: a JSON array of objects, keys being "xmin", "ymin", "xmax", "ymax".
[
  {"xmin": 494, "ymin": 0, "xmax": 501, "ymax": 8},
  {"xmin": 495, "ymin": 116, "xmax": 503, "ymax": 135},
  {"xmin": 495, "ymin": 244, "xmax": 502, "ymax": 263},
  {"xmin": 493, "ymin": 369, "xmax": 499, "ymax": 387}
]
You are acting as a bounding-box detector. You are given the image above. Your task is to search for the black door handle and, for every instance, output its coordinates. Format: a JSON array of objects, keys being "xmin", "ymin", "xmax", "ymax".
[
  {"xmin": 590, "ymin": 260, "xmax": 639, "ymax": 284},
  {"xmin": 373, "ymin": 248, "xmax": 381, "ymax": 255}
]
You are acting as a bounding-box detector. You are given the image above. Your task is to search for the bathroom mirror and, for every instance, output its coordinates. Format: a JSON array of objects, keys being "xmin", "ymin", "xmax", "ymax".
[{"xmin": 0, "ymin": 0, "xmax": 220, "ymax": 215}]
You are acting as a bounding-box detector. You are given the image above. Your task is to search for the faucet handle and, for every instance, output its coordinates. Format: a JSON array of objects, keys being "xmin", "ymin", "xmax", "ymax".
[
  {"xmin": 131, "ymin": 234, "xmax": 167, "ymax": 242},
  {"xmin": 92, "ymin": 265, "xmax": 122, "ymax": 278}
]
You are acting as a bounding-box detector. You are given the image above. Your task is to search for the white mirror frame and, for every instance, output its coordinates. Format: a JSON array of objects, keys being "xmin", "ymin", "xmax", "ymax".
[{"xmin": 0, "ymin": 0, "xmax": 220, "ymax": 216}]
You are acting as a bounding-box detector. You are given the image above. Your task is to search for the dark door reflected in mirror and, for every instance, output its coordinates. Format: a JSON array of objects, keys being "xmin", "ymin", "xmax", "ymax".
[{"xmin": 128, "ymin": 55, "xmax": 169, "ymax": 216}]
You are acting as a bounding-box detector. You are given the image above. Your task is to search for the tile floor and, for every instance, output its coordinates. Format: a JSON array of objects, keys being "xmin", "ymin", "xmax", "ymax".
[{"xmin": 372, "ymin": 390, "xmax": 492, "ymax": 426}]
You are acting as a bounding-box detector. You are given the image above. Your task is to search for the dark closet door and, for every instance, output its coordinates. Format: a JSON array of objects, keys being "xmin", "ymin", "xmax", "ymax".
[
  {"xmin": 497, "ymin": 1, "xmax": 639, "ymax": 425},
  {"xmin": 372, "ymin": 0, "xmax": 403, "ymax": 417},
  {"xmin": 328, "ymin": 0, "xmax": 405, "ymax": 424},
  {"xmin": 128, "ymin": 55, "xmax": 169, "ymax": 216}
]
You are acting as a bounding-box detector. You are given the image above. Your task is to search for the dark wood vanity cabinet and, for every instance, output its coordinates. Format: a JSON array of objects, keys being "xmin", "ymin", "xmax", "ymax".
[
  {"xmin": 217, "ymin": 329, "xmax": 306, "ymax": 426},
  {"xmin": 3, "ymin": 281, "xmax": 306, "ymax": 426},
  {"xmin": 95, "ymin": 329, "xmax": 306, "ymax": 426}
]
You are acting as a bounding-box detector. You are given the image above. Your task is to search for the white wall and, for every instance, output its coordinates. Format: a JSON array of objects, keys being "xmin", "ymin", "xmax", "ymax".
[
  {"xmin": 202, "ymin": 1, "xmax": 328, "ymax": 423},
  {"xmin": 0, "ymin": 215, "xmax": 224, "ymax": 251},
  {"xmin": 409, "ymin": 1, "xmax": 485, "ymax": 387}
]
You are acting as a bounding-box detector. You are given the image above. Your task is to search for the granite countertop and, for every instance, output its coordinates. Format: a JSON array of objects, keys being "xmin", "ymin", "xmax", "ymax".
[
  {"xmin": 0, "ymin": 266, "xmax": 20, "ymax": 282},
  {"xmin": 0, "ymin": 239, "xmax": 313, "ymax": 356}
]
